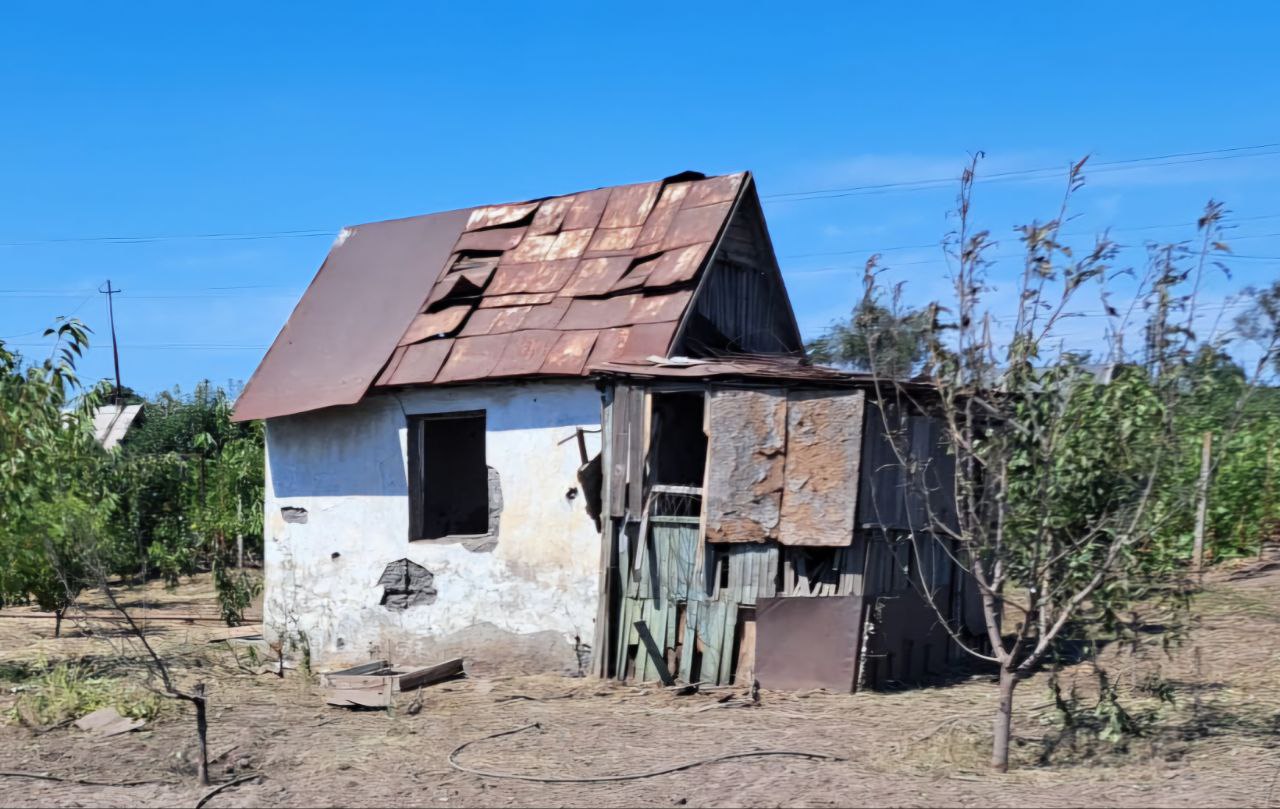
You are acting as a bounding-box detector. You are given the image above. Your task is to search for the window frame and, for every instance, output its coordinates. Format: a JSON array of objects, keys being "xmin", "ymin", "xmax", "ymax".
[{"xmin": 407, "ymin": 409, "xmax": 489, "ymax": 542}]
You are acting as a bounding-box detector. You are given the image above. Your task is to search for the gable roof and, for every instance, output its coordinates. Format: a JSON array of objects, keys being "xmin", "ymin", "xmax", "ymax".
[{"xmin": 233, "ymin": 171, "xmax": 784, "ymax": 422}]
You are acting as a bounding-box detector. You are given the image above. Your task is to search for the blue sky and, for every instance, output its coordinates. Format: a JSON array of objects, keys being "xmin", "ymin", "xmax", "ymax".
[{"xmin": 2, "ymin": 3, "xmax": 1278, "ymax": 395}]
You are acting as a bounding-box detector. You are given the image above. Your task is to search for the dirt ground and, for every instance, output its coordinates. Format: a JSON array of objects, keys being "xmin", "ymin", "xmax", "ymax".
[{"xmin": 2, "ymin": 556, "xmax": 1280, "ymax": 809}]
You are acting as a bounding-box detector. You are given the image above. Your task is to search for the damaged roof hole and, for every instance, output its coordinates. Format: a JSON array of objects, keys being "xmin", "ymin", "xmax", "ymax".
[
  {"xmin": 378, "ymin": 559, "xmax": 437, "ymax": 610},
  {"xmin": 470, "ymin": 210, "xmax": 536, "ymax": 231}
]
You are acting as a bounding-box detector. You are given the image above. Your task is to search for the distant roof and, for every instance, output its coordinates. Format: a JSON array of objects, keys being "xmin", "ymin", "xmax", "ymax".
[
  {"xmin": 233, "ymin": 171, "xmax": 753, "ymax": 421},
  {"xmin": 92, "ymin": 403, "xmax": 143, "ymax": 450}
]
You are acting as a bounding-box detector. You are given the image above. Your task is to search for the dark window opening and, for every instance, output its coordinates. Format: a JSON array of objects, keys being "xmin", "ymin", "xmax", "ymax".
[
  {"xmin": 409, "ymin": 411, "xmax": 488, "ymax": 540},
  {"xmin": 648, "ymin": 392, "xmax": 707, "ymax": 487}
]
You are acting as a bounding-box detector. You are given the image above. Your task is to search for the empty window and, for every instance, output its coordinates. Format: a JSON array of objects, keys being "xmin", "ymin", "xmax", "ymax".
[{"xmin": 408, "ymin": 411, "xmax": 488, "ymax": 539}]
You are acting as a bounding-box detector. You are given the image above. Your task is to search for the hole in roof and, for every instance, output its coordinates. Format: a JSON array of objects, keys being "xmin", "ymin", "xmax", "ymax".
[
  {"xmin": 447, "ymin": 250, "xmax": 502, "ymax": 274},
  {"xmin": 662, "ymin": 170, "xmax": 707, "ymax": 184}
]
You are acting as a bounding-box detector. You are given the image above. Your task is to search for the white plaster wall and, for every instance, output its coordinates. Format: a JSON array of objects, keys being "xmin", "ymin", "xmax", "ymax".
[{"xmin": 261, "ymin": 380, "xmax": 604, "ymax": 673}]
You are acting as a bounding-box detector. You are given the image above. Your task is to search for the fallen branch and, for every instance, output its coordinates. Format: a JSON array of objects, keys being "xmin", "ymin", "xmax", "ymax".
[
  {"xmin": 194, "ymin": 773, "xmax": 262, "ymax": 809},
  {"xmin": 448, "ymin": 723, "xmax": 844, "ymax": 783},
  {"xmin": 0, "ymin": 770, "xmax": 175, "ymax": 787}
]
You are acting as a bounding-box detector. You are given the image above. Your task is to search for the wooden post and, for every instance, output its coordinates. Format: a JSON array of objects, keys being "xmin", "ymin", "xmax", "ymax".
[
  {"xmin": 1193, "ymin": 430, "xmax": 1212, "ymax": 577},
  {"xmin": 235, "ymin": 495, "xmax": 244, "ymax": 569}
]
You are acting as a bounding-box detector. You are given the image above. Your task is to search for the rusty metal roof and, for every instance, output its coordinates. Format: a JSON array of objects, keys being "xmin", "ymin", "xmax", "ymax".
[{"xmin": 233, "ymin": 172, "xmax": 750, "ymax": 421}]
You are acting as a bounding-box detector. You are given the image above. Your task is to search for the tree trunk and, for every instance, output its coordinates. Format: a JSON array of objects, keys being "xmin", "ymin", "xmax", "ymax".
[
  {"xmin": 193, "ymin": 683, "xmax": 209, "ymax": 786},
  {"xmin": 991, "ymin": 667, "xmax": 1018, "ymax": 772},
  {"xmin": 53, "ymin": 608, "xmax": 63, "ymax": 639}
]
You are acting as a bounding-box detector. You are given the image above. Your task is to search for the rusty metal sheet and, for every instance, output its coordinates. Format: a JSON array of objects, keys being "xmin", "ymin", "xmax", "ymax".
[
  {"xmin": 375, "ymin": 345, "xmax": 409, "ymax": 387},
  {"xmin": 601, "ymin": 182, "xmax": 661, "ymax": 229},
  {"xmin": 385, "ymin": 339, "xmax": 455, "ymax": 386},
  {"xmin": 683, "ymin": 173, "xmax": 745, "ymax": 209},
  {"xmin": 607, "ymin": 255, "xmax": 658, "ymax": 293},
  {"xmin": 232, "ymin": 208, "xmax": 470, "ymax": 421},
  {"xmin": 558, "ymin": 256, "xmax": 632, "ymax": 297},
  {"xmin": 434, "ymin": 334, "xmax": 510, "ymax": 383},
  {"xmin": 487, "ymin": 259, "xmax": 578, "ymax": 295},
  {"xmin": 586, "ymin": 227, "xmax": 641, "ymax": 253},
  {"xmin": 585, "ymin": 323, "xmax": 675, "ymax": 367},
  {"xmin": 562, "ymin": 188, "xmax": 610, "ymax": 230},
  {"xmin": 754, "ymin": 596, "xmax": 863, "ymax": 692},
  {"xmin": 626, "ymin": 289, "xmax": 693, "ymax": 324},
  {"xmin": 704, "ymin": 388, "xmax": 787, "ymax": 543},
  {"xmin": 478, "ymin": 292, "xmax": 557, "ymax": 308},
  {"xmin": 489, "ymin": 329, "xmax": 561, "ymax": 377},
  {"xmin": 637, "ymin": 182, "xmax": 692, "ymax": 246},
  {"xmin": 529, "ymin": 196, "xmax": 573, "ymax": 235},
  {"xmin": 642, "ymin": 243, "xmax": 711, "ymax": 288},
  {"xmin": 662, "ymin": 200, "xmax": 733, "ymax": 251},
  {"xmin": 518, "ymin": 298, "xmax": 571, "ymax": 330},
  {"xmin": 557, "ymin": 294, "xmax": 642, "ymax": 331},
  {"xmin": 460, "ymin": 305, "xmax": 532, "ymax": 336},
  {"xmin": 454, "ymin": 226, "xmax": 527, "ymax": 252},
  {"xmin": 505, "ymin": 233, "xmax": 557, "ymax": 264},
  {"xmin": 466, "ymin": 202, "xmax": 537, "ymax": 232},
  {"xmin": 539, "ymin": 330, "xmax": 599, "ymax": 375},
  {"xmin": 544, "ymin": 228, "xmax": 594, "ymax": 260},
  {"xmin": 399, "ymin": 307, "xmax": 470, "ymax": 345},
  {"xmin": 779, "ymin": 391, "xmax": 865, "ymax": 547}
]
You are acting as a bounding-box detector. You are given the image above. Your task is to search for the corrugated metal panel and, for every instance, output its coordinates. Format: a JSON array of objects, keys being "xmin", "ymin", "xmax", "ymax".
[{"xmin": 232, "ymin": 208, "xmax": 471, "ymax": 421}]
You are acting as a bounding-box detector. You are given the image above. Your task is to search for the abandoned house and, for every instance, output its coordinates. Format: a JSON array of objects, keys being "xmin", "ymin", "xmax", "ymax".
[{"xmin": 232, "ymin": 171, "xmax": 981, "ymax": 691}]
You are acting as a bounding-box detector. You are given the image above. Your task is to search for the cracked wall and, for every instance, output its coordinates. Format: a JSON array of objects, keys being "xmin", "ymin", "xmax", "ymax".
[{"xmin": 262, "ymin": 380, "xmax": 603, "ymax": 674}]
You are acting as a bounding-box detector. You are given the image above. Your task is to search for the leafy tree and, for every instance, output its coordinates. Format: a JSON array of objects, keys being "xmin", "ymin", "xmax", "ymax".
[
  {"xmin": 807, "ymin": 278, "xmax": 929, "ymax": 378},
  {"xmin": 863, "ymin": 157, "xmax": 1260, "ymax": 771},
  {"xmin": 0, "ymin": 320, "xmax": 115, "ymax": 635}
]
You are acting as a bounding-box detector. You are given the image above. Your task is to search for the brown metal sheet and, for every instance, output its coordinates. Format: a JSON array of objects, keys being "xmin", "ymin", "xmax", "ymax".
[
  {"xmin": 232, "ymin": 208, "xmax": 470, "ymax": 421},
  {"xmin": 386, "ymin": 339, "xmax": 455, "ymax": 386},
  {"xmin": 399, "ymin": 306, "xmax": 470, "ymax": 345},
  {"xmin": 642, "ymin": 243, "xmax": 711, "ymax": 288},
  {"xmin": 626, "ymin": 290, "xmax": 694, "ymax": 324},
  {"xmin": 478, "ymin": 293, "xmax": 557, "ymax": 308},
  {"xmin": 558, "ymin": 256, "xmax": 632, "ymax": 297},
  {"xmin": 505, "ymin": 233, "xmax": 557, "ymax": 264},
  {"xmin": 600, "ymin": 182, "xmax": 661, "ymax": 228},
  {"xmin": 636, "ymin": 182, "xmax": 692, "ymax": 246},
  {"xmin": 662, "ymin": 200, "xmax": 733, "ymax": 251},
  {"xmin": 459, "ymin": 305, "xmax": 532, "ymax": 336},
  {"xmin": 683, "ymin": 173, "xmax": 746, "ymax": 208},
  {"xmin": 585, "ymin": 323, "xmax": 676, "ymax": 367},
  {"xmin": 704, "ymin": 387, "xmax": 787, "ymax": 543},
  {"xmin": 487, "ymin": 259, "xmax": 578, "ymax": 295},
  {"xmin": 754, "ymin": 596, "xmax": 863, "ymax": 692},
  {"xmin": 466, "ymin": 202, "xmax": 537, "ymax": 231},
  {"xmin": 544, "ymin": 228, "xmax": 594, "ymax": 260},
  {"xmin": 529, "ymin": 196, "xmax": 573, "ymax": 235},
  {"xmin": 425, "ymin": 267, "xmax": 494, "ymax": 309},
  {"xmin": 539, "ymin": 330, "xmax": 599, "ymax": 375},
  {"xmin": 518, "ymin": 298, "xmax": 571, "ymax": 330},
  {"xmin": 489, "ymin": 329, "xmax": 561, "ymax": 377},
  {"xmin": 375, "ymin": 345, "xmax": 409, "ymax": 387},
  {"xmin": 434, "ymin": 334, "xmax": 510, "ymax": 383},
  {"xmin": 454, "ymin": 226, "xmax": 527, "ymax": 252},
  {"xmin": 557, "ymin": 294, "xmax": 642, "ymax": 331},
  {"xmin": 586, "ymin": 227, "xmax": 641, "ymax": 253},
  {"xmin": 779, "ymin": 391, "xmax": 865, "ymax": 547},
  {"xmin": 607, "ymin": 255, "xmax": 657, "ymax": 293},
  {"xmin": 562, "ymin": 188, "xmax": 610, "ymax": 230}
]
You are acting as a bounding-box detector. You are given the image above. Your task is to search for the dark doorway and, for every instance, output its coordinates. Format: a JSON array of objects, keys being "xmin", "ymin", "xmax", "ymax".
[{"xmin": 409, "ymin": 411, "xmax": 488, "ymax": 539}]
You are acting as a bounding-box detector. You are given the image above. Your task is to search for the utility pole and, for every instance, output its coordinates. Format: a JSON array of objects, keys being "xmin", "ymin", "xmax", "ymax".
[{"xmin": 99, "ymin": 280, "xmax": 123, "ymax": 403}]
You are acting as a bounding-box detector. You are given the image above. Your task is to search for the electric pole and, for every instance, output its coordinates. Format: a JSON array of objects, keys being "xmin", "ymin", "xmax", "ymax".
[{"xmin": 99, "ymin": 280, "xmax": 123, "ymax": 403}]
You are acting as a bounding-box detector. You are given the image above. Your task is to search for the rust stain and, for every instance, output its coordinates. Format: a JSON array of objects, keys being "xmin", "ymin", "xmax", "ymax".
[
  {"xmin": 529, "ymin": 196, "xmax": 574, "ymax": 235},
  {"xmin": 505, "ymin": 233, "xmax": 558, "ymax": 264},
  {"xmin": 637, "ymin": 182, "xmax": 692, "ymax": 246},
  {"xmin": 490, "ymin": 329, "xmax": 561, "ymax": 377},
  {"xmin": 478, "ymin": 292, "xmax": 558, "ymax": 308},
  {"xmin": 558, "ymin": 256, "xmax": 632, "ymax": 297},
  {"xmin": 544, "ymin": 228, "xmax": 594, "ymax": 260},
  {"xmin": 562, "ymin": 188, "xmax": 610, "ymax": 230},
  {"xmin": 487, "ymin": 260, "xmax": 579, "ymax": 295},
  {"xmin": 587, "ymin": 227, "xmax": 642, "ymax": 253},
  {"xmin": 662, "ymin": 200, "xmax": 733, "ymax": 250},
  {"xmin": 683, "ymin": 173, "xmax": 744, "ymax": 208},
  {"xmin": 778, "ymin": 391, "xmax": 865, "ymax": 547},
  {"xmin": 466, "ymin": 203, "xmax": 538, "ymax": 231},
  {"xmin": 540, "ymin": 331, "xmax": 599, "ymax": 375},
  {"xmin": 643, "ymin": 243, "xmax": 710, "ymax": 288},
  {"xmin": 704, "ymin": 388, "xmax": 787, "ymax": 543},
  {"xmin": 460, "ymin": 305, "xmax": 533, "ymax": 336},
  {"xmin": 600, "ymin": 181, "xmax": 661, "ymax": 229},
  {"xmin": 434, "ymin": 334, "xmax": 509, "ymax": 383}
]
